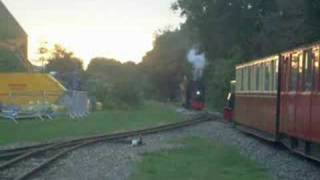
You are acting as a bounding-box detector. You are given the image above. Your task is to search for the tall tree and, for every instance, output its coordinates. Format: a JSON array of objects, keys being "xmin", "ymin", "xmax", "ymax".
[
  {"xmin": 173, "ymin": 0, "xmax": 320, "ymax": 109},
  {"xmin": 45, "ymin": 44, "xmax": 84, "ymax": 90},
  {"xmin": 140, "ymin": 28, "xmax": 193, "ymax": 100}
]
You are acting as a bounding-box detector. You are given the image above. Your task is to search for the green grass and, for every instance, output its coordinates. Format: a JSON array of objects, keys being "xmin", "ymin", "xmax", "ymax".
[
  {"xmin": 132, "ymin": 137, "xmax": 270, "ymax": 180},
  {"xmin": 0, "ymin": 102, "xmax": 183, "ymax": 146}
]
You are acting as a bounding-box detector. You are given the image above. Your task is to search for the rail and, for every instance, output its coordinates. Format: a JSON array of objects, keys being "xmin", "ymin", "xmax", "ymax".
[{"xmin": 0, "ymin": 112, "xmax": 217, "ymax": 180}]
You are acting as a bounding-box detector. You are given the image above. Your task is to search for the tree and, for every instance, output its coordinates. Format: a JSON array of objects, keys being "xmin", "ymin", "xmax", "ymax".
[
  {"xmin": 37, "ymin": 41, "xmax": 49, "ymax": 72},
  {"xmin": 140, "ymin": 28, "xmax": 193, "ymax": 100},
  {"xmin": 86, "ymin": 58, "xmax": 142, "ymax": 109},
  {"xmin": 45, "ymin": 44, "xmax": 84, "ymax": 90},
  {"xmin": 172, "ymin": 0, "xmax": 320, "ymax": 109}
]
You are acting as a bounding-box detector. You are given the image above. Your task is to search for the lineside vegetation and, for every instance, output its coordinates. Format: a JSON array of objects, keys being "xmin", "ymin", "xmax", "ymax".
[
  {"xmin": 0, "ymin": 102, "xmax": 183, "ymax": 145},
  {"xmin": 132, "ymin": 137, "xmax": 270, "ymax": 180}
]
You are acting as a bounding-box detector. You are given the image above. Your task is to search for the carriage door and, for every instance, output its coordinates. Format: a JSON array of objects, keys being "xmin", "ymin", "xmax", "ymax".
[
  {"xmin": 287, "ymin": 52, "xmax": 299, "ymax": 136},
  {"xmin": 310, "ymin": 48, "xmax": 320, "ymax": 141},
  {"xmin": 280, "ymin": 54, "xmax": 294, "ymax": 135},
  {"xmin": 295, "ymin": 50, "xmax": 313, "ymax": 139}
]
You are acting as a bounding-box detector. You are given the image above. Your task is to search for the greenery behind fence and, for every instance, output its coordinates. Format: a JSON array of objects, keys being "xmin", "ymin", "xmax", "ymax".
[{"xmin": 2, "ymin": 0, "xmax": 320, "ymax": 110}]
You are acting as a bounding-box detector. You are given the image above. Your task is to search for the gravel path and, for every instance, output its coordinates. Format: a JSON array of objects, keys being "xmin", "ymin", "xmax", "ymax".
[{"xmin": 30, "ymin": 116, "xmax": 320, "ymax": 180}]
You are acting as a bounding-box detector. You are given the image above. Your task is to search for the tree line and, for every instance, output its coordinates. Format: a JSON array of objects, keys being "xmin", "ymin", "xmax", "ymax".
[
  {"xmin": 4, "ymin": 0, "xmax": 320, "ymax": 110},
  {"xmin": 171, "ymin": 0, "xmax": 320, "ymax": 109},
  {"xmin": 42, "ymin": 36, "xmax": 192, "ymax": 109},
  {"xmin": 38, "ymin": 45, "xmax": 140, "ymax": 109}
]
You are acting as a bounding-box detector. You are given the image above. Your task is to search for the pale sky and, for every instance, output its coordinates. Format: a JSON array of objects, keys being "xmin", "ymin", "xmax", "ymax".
[{"xmin": 2, "ymin": 0, "xmax": 184, "ymax": 66}]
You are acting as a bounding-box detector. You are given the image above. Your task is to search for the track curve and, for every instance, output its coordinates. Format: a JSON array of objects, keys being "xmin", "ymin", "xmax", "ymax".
[{"xmin": 0, "ymin": 112, "xmax": 216, "ymax": 180}]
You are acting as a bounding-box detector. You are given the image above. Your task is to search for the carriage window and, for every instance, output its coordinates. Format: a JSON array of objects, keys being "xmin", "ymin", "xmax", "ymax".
[
  {"xmin": 238, "ymin": 69, "xmax": 242, "ymax": 91},
  {"xmin": 290, "ymin": 54, "xmax": 299, "ymax": 91},
  {"xmin": 251, "ymin": 65, "xmax": 256, "ymax": 91},
  {"xmin": 235, "ymin": 70, "xmax": 238, "ymax": 91},
  {"xmin": 264, "ymin": 63, "xmax": 271, "ymax": 91},
  {"xmin": 274, "ymin": 59, "xmax": 279, "ymax": 91},
  {"xmin": 299, "ymin": 54, "xmax": 304, "ymax": 90},
  {"xmin": 243, "ymin": 68, "xmax": 246, "ymax": 91},
  {"xmin": 299, "ymin": 54, "xmax": 304, "ymax": 74},
  {"xmin": 256, "ymin": 65, "xmax": 260, "ymax": 91},
  {"xmin": 248, "ymin": 67, "xmax": 250, "ymax": 91},
  {"xmin": 303, "ymin": 51, "xmax": 314, "ymax": 91},
  {"xmin": 239, "ymin": 69, "xmax": 243, "ymax": 91},
  {"xmin": 248, "ymin": 67, "xmax": 251, "ymax": 91},
  {"xmin": 283, "ymin": 57, "xmax": 290, "ymax": 92},
  {"xmin": 314, "ymin": 49, "xmax": 320, "ymax": 91},
  {"xmin": 236, "ymin": 69, "xmax": 239, "ymax": 91},
  {"xmin": 242, "ymin": 68, "xmax": 246, "ymax": 91},
  {"xmin": 260, "ymin": 64, "xmax": 265, "ymax": 91},
  {"xmin": 271, "ymin": 61, "xmax": 275, "ymax": 91},
  {"xmin": 251, "ymin": 66, "xmax": 255, "ymax": 91},
  {"xmin": 243, "ymin": 68, "xmax": 247, "ymax": 91}
]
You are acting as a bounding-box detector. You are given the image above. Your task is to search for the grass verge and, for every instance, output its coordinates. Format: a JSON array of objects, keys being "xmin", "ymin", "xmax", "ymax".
[
  {"xmin": 132, "ymin": 137, "xmax": 270, "ymax": 180},
  {"xmin": 0, "ymin": 102, "xmax": 183, "ymax": 146}
]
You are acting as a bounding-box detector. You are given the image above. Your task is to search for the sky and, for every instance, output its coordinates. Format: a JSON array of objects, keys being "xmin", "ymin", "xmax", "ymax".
[{"xmin": 2, "ymin": 0, "xmax": 184, "ymax": 66}]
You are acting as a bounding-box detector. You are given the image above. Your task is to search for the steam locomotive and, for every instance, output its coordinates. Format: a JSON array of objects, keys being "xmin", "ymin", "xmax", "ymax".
[{"xmin": 184, "ymin": 80, "xmax": 205, "ymax": 111}]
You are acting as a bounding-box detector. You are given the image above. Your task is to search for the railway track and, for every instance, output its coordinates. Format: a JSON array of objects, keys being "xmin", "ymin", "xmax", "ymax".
[{"xmin": 0, "ymin": 113, "xmax": 215, "ymax": 180}]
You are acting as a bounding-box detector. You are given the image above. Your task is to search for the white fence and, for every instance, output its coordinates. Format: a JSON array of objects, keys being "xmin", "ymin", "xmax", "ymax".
[
  {"xmin": 60, "ymin": 91, "xmax": 90, "ymax": 119},
  {"xmin": 0, "ymin": 90, "xmax": 90, "ymax": 122}
]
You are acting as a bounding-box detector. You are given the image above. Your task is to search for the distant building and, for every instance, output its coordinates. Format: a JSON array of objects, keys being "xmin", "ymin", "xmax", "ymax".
[{"xmin": 0, "ymin": 0, "xmax": 32, "ymax": 72}]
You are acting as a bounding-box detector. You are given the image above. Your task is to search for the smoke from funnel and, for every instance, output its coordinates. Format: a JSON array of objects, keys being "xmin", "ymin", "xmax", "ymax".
[{"xmin": 187, "ymin": 48, "xmax": 206, "ymax": 80}]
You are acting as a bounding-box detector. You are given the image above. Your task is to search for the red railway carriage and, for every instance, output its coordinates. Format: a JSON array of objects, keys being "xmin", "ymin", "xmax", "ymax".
[
  {"xmin": 235, "ymin": 55, "xmax": 280, "ymax": 141},
  {"xmin": 279, "ymin": 45, "xmax": 320, "ymax": 160},
  {"xmin": 234, "ymin": 42, "xmax": 320, "ymax": 161}
]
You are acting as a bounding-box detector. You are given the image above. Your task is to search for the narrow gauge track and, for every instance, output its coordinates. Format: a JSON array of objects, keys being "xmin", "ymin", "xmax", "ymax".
[
  {"xmin": 0, "ymin": 113, "xmax": 214, "ymax": 180},
  {"xmin": 0, "ymin": 114, "xmax": 212, "ymax": 160}
]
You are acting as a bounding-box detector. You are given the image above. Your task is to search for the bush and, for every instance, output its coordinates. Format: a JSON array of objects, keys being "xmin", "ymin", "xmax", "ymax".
[
  {"xmin": 102, "ymin": 79, "xmax": 143, "ymax": 110},
  {"xmin": 204, "ymin": 57, "xmax": 239, "ymax": 111},
  {"xmin": 86, "ymin": 58, "xmax": 143, "ymax": 110}
]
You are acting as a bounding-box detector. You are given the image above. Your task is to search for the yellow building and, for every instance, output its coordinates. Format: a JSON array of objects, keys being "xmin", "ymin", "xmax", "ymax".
[
  {"xmin": 0, "ymin": 73, "xmax": 66, "ymax": 105},
  {"xmin": 0, "ymin": 2, "xmax": 66, "ymax": 106}
]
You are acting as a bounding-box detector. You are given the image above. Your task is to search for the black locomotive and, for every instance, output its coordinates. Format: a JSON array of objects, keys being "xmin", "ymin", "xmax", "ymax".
[{"xmin": 185, "ymin": 80, "xmax": 205, "ymax": 111}]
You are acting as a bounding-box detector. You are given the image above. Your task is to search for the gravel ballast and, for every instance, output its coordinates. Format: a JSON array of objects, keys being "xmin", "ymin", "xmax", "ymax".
[{"xmin": 28, "ymin": 116, "xmax": 320, "ymax": 180}]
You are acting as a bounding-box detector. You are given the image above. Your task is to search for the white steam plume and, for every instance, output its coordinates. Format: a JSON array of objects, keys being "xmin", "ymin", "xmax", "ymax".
[{"xmin": 187, "ymin": 48, "xmax": 206, "ymax": 80}]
